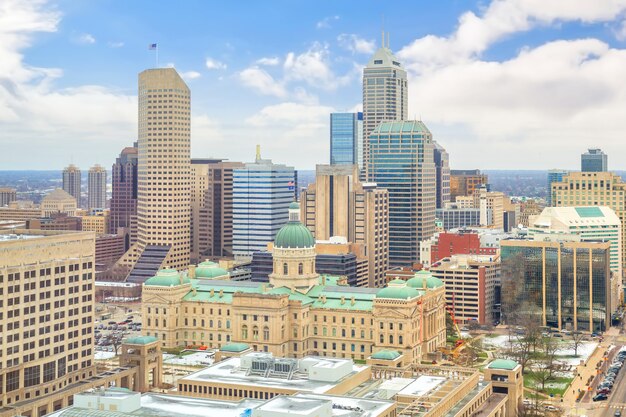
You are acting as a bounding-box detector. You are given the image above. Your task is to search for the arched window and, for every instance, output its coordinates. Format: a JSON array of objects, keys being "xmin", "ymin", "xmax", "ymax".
[
  {"xmin": 283, "ymin": 263, "xmax": 288, "ymax": 274},
  {"xmin": 218, "ymin": 320, "xmax": 222, "ymax": 328},
  {"xmin": 389, "ymin": 335, "xmax": 394, "ymax": 344},
  {"xmin": 298, "ymin": 263, "xmax": 303, "ymax": 275},
  {"xmin": 399, "ymin": 335, "xmax": 403, "ymax": 345},
  {"xmin": 379, "ymin": 334, "xmax": 384, "ymax": 343},
  {"xmin": 242, "ymin": 325, "xmax": 248, "ymax": 339},
  {"xmin": 209, "ymin": 320, "xmax": 213, "ymax": 327},
  {"xmin": 201, "ymin": 319, "xmax": 205, "ymax": 327},
  {"xmin": 263, "ymin": 326, "xmax": 270, "ymax": 341},
  {"xmin": 252, "ymin": 326, "xmax": 259, "ymax": 341},
  {"xmin": 323, "ymin": 327, "xmax": 327, "ymax": 336},
  {"xmin": 226, "ymin": 320, "xmax": 231, "ymax": 329},
  {"xmin": 332, "ymin": 328, "xmax": 337, "ymax": 337},
  {"xmin": 192, "ymin": 319, "xmax": 196, "ymax": 327}
]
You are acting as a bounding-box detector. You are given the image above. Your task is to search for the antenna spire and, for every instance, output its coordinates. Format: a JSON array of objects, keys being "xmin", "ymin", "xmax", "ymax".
[
  {"xmin": 255, "ymin": 144, "xmax": 261, "ymax": 161},
  {"xmin": 381, "ymin": 14, "xmax": 385, "ymax": 48}
]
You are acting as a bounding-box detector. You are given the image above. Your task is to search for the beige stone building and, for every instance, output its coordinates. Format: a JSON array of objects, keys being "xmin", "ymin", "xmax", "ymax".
[
  {"xmin": 81, "ymin": 211, "xmax": 110, "ymax": 234},
  {"xmin": 449, "ymin": 170, "xmax": 488, "ymax": 200},
  {"xmin": 119, "ymin": 68, "xmax": 192, "ymax": 281},
  {"xmin": 142, "ymin": 203, "xmax": 446, "ymax": 364},
  {"xmin": 41, "ymin": 188, "xmax": 78, "ymax": 217},
  {"xmin": 301, "ymin": 164, "xmax": 389, "ymax": 287},
  {"xmin": 190, "ymin": 158, "xmax": 244, "ymax": 263}
]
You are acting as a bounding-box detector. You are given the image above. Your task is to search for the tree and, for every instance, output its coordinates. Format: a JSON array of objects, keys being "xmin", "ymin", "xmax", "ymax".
[{"xmin": 570, "ymin": 331, "xmax": 586, "ymax": 357}]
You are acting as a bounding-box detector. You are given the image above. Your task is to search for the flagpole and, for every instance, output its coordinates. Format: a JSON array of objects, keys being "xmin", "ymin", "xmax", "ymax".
[{"xmin": 156, "ymin": 44, "xmax": 159, "ymax": 68}]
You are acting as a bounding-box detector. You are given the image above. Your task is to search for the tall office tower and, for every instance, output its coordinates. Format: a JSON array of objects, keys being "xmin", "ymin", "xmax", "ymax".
[
  {"xmin": 87, "ymin": 164, "xmax": 107, "ymax": 211},
  {"xmin": 368, "ymin": 121, "xmax": 435, "ymax": 266},
  {"xmin": 109, "ymin": 143, "xmax": 138, "ymax": 245},
  {"xmin": 119, "ymin": 68, "xmax": 191, "ymax": 282},
  {"xmin": 0, "ymin": 187, "xmax": 16, "ymax": 207},
  {"xmin": 551, "ymin": 171, "xmax": 626, "ymax": 278},
  {"xmin": 0, "ymin": 229, "xmax": 96, "ymax": 409},
  {"xmin": 582, "ymin": 148, "xmax": 608, "ymax": 172},
  {"xmin": 362, "ymin": 42, "xmax": 407, "ymax": 178},
  {"xmin": 546, "ymin": 169, "xmax": 567, "ymax": 206},
  {"xmin": 474, "ymin": 186, "xmax": 506, "ymax": 230},
  {"xmin": 62, "ymin": 164, "xmax": 81, "ymax": 206},
  {"xmin": 433, "ymin": 142, "xmax": 450, "ymax": 209},
  {"xmin": 301, "ymin": 164, "xmax": 389, "ymax": 287},
  {"xmin": 232, "ymin": 147, "xmax": 295, "ymax": 257},
  {"xmin": 449, "ymin": 169, "xmax": 488, "ymax": 200},
  {"xmin": 330, "ymin": 112, "xmax": 363, "ymax": 169},
  {"xmin": 190, "ymin": 158, "xmax": 244, "ymax": 263}
]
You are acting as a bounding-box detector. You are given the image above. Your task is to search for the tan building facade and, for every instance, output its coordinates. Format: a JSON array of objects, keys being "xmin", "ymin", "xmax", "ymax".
[
  {"xmin": 450, "ymin": 170, "xmax": 488, "ymax": 200},
  {"xmin": 81, "ymin": 211, "xmax": 110, "ymax": 234},
  {"xmin": 301, "ymin": 164, "xmax": 389, "ymax": 287},
  {"xmin": 41, "ymin": 188, "xmax": 78, "ymax": 217}
]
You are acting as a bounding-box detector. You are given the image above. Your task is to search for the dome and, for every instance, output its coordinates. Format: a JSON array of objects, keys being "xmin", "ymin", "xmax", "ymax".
[
  {"xmin": 289, "ymin": 202, "xmax": 300, "ymax": 210},
  {"xmin": 195, "ymin": 261, "xmax": 229, "ymax": 279},
  {"xmin": 274, "ymin": 221, "xmax": 315, "ymax": 249},
  {"xmin": 406, "ymin": 270, "xmax": 443, "ymax": 289},
  {"xmin": 371, "ymin": 350, "xmax": 401, "ymax": 360},
  {"xmin": 376, "ymin": 286, "xmax": 422, "ymax": 300},
  {"xmin": 388, "ymin": 278, "xmax": 407, "ymax": 287},
  {"xmin": 144, "ymin": 269, "xmax": 190, "ymax": 287}
]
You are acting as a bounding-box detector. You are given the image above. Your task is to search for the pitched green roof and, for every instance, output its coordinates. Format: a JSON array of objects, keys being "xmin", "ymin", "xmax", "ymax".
[
  {"xmin": 195, "ymin": 261, "xmax": 229, "ymax": 279},
  {"xmin": 144, "ymin": 269, "xmax": 190, "ymax": 287},
  {"xmin": 376, "ymin": 286, "xmax": 422, "ymax": 300},
  {"xmin": 406, "ymin": 270, "xmax": 443, "ymax": 289},
  {"xmin": 488, "ymin": 359, "xmax": 519, "ymax": 370},
  {"xmin": 575, "ymin": 207, "xmax": 604, "ymax": 218},
  {"xmin": 220, "ymin": 343, "xmax": 250, "ymax": 352},
  {"xmin": 372, "ymin": 350, "xmax": 401, "ymax": 360},
  {"xmin": 125, "ymin": 336, "xmax": 158, "ymax": 345},
  {"xmin": 289, "ymin": 202, "xmax": 300, "ymax": 210},
  {"xmin": 389, "ymin": 278, "xmax": 407, "ymax": 285},
  {"xmin": 274, "ymin": 221, "xmax": 315, "ymax": 248}
]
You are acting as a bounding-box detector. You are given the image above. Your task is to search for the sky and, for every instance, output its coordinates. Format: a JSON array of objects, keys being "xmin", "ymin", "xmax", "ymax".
[{"xmin": 2, "ymin": 0, "xmax": 626, "ymax": 170}]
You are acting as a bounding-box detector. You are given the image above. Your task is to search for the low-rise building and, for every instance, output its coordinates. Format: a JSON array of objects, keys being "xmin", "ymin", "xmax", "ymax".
[{"xmin": 40, "ymin": 188, "xmax": 78, "ymax": 217}]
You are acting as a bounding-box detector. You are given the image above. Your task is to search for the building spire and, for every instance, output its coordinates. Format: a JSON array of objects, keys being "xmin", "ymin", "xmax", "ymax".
[{"xmin": 255, "ymin": 144, "xmax": 261, "ymax": 162}]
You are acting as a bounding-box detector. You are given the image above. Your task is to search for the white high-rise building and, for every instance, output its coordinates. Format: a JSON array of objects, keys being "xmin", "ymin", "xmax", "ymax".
[
  {"xmin": 88, "ymin": 164, "xmax": 107, "ymax": 210},
  {"xmin": 232, "ymin": 147, "xmax": 295, "ymax": 258},
  {"xmin": 362, "ymin": 40, "xmax": 408, "ymax": 177},
  {"xmin": 119, "ymin": 68, "xmax": 191, "ymax": 282}
]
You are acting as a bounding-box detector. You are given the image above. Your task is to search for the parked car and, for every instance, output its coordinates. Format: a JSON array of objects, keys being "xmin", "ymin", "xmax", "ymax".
[
  {"xmin": 593, "ymin": 393, "xmax": 608, "ymax": 401},
  {"xmin": 597, "ymin": 389, "xmax": 611, "ymax": 395},
  {"xmin": 615, "ymin": 411, "xmax": 621, "ymax": 417}
]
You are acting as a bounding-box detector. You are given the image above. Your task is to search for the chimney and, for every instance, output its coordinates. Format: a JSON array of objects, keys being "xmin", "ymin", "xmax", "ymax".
[
  {"xmin": 340, "ymin": 296, "xmax": 345, "ymax": 305},
  {"xmin": 210, "ymin": 289, "xmax": 215, "ymax": 297},
  {"xmin": 219, "ymin": 289, "xmax": 224, "ymax": 298},
  {"xmin": 351, "ymin": 296, "xmax": 355, "ymax": 306}
]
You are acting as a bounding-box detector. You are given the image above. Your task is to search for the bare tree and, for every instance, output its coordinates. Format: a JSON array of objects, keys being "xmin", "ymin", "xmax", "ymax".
[{"xmin": 570, "ymin": 331, "xmax": 586, "ymax": 357}]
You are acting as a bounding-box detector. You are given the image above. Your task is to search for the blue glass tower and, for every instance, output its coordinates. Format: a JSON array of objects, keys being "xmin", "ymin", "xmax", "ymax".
[
  {"xmin": 547, "ymin": 169, "xmax": 567, "ymax": 206},
  {"xmin": 330, "ymin": 112, "xmax": 363, "ymax": 169}
]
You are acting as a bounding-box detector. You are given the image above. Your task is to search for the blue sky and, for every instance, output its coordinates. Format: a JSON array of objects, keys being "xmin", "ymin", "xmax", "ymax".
[{"xmin": 2, "ymin": 0, "xmax": 626, "ymax": 170}]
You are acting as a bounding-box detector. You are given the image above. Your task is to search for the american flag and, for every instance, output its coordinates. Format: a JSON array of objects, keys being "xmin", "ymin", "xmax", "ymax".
[
  {"xmin": 149, "ymin": 43, "xmax": 157, "ymax": 50},
  {"xmin": 287, "ymin": 181, "xmax": 295, "ymax": 191}
]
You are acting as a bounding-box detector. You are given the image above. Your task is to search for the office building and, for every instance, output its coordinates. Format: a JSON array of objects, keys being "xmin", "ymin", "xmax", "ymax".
[
  {"xmin": 475, "ymin": 187, "xmax": 506, "ymax": 230},
  {"xmin": 430, "ymin": 255, "xmax": 501, "ymax": 325},
  {"xmin": 81, "ymin": 211, "xmax": 110, "ymax": 234},
  {"xmin": 581, "ymin": 148, "xmax": 607, "ymax": 172},
  {"xmin": 436, "ymin": 205, "xmax": 487, "ymax": 230},
  {"xmin": 547, "ymin": 170, "xmax": 567, "ymax": 206},
  {"xmin": 62, "ymin": 164, "xmax": 82, "ymax": 206},
  {"xmin": 41, "ymin": 188, "xmax": 78, "ymax": 217},
  {"xmin": 449, "ymin": 170, "xmax": 488, "ymax": 200},
  {"xmin": 501, "ymin": 237, "xmax": 612, "ymax": 331},
  {"xmin": 362, "ymin": 42, "xmax": 407, "ymax": 177},
  {"xmin": 301, "ymin": 164, "xmax": 389, "ymax": 287},
  {"xmin": 0, "ymin": 229, "xmax": 96, "ymax": 410},
  {"xmin": 368, "ymin": 121, "xmax": 436, "ymax": 266},
  {"xmin": 420, "ymin": 230, "xmax": 499, "ymax": 268},
  {"xmin": 433, "ymin": 142, "xmax": 450, "ymax": 209},
  {"xmin": 0, "ymin": 188, "xmax": 16, "ymax": 207},
  {"xmin": 232, "ymin": 147, "xmax": 295, "ymax": 257},
  {"xmin": 118, "ymin": 68, "xmax": 191, "ymax": 283},
  {"xmin": 142, "ymin": 203, "xmax": 446, "ymax": 363},
  {"xmin": 191, "ymin": 158, "xmax": 244, "ymax": 263},
  {"xmin": 517, "ymin": 198, "xmax": 544, "ymax": 227},
  {"xmin": 110, "ymin": 144, "xmax": 138, "ymax": 244},
  {"xmin": 551, "ymin": 171, "xmax": 626, "ymax": 276},
  {"xmin": 87, "ymin": 164, "xmax": 107, "ymax": 210},
  {"xmin": 330, "ymin": 112, "xmax": 363, "ymax": 170},
  {"xmin": 26, "ymin": 213, "xmax": 82, "ymax": 231}
]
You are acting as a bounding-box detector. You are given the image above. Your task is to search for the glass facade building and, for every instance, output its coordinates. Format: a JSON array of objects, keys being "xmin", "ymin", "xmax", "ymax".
[
  {"xmin": 546, "ymin": 169, "xmax": 567, "ymax": 206},
  {"xmin": 330, "ymin": 112, "xmax": 363, "ymax": 169},
  {"xmin": 368, "ymin": 121, "xmax": 436, "ymax": 266},
  {"xmin": 501, "ymin": 239, "xmax": 611, "ymax": 332},
  {"xmin": 581, "ymin": 148, "xmax": 607, "ymax": 172}
]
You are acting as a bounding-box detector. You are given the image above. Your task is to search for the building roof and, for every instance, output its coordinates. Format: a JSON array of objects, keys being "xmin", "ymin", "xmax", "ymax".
[
  {"xmin": 487, "ymin": 359, "xmax": 519, "ymax": 370},
  {"xmin": 220, "ymin": 343, "xmax": 250, "ymax": 352},
  {"xmin": 144, "ymin": 269, "xmax": 191, "ymax": 287},
  {"xmin": 376, "ymin": 286, "xmax": 422, "ymax": 300},
  {"xmin": 372, "ymin": 121, "xmax": 431, "ymax": 135},
  {"xmin": 406, "ymin": 270, "xmax": 444, "ymax": 289},
  {"xmin": 531, "ymin": 206, "xmax": 620, "ymax": 230},
  {"xmin": 274, "ymin": 219, "xmax": 315, "ymax": 249},
  {"xmin": 371, "ymin": 350, "xmax": 401, "ymax": 360},
  {"xmin": 43, "ymin": 188, "xmax": 76, "ymax": 202},
  {"xmin": 366, "ymin": 46, "xmax": 403, "ymax": 68},
  {"xmin": 125, "ymin": 336, "xmax": 158, "ymax": 345},
  {"xmin": 195, "ymin": 261, "xmax": 229, "ymax": 279}
]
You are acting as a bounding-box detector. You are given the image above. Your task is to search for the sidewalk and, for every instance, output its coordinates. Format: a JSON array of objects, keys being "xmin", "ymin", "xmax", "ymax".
[{"xmin": 561, "ymin": 341, "xmax": 607, "ymax": 406}]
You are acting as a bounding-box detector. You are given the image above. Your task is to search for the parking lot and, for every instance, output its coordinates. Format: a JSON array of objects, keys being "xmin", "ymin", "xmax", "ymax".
[{"xmin": 94, "ymin": 303, "xmax": 142, "ymax": 355}]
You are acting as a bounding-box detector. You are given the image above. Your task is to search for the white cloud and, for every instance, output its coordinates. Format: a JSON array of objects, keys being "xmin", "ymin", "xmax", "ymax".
[
  {"xmin": 283, "ymin": 42, "xmax": 353, "ymax": 90},
  {"xmin": 107, "ymin": 41, "xmax": 124, "ymax": 48},
  {"xmin": 615, "ymin": 19, "xmax": 626, "ymax": 40},
  {"xmin": 181, "ymin": 71, "xmax": 201, "ymax": 80},
  {"xmin": 256, "ymin": 56, "xmax": 280, "ymax": 66},
  {"xmin": 397, "ymin": 0, "xmax": 626, "ymax": 169},
  {"xmin": 205, "ymin": 57, "xmax": 227, "ymax": 70},
  {"xmin": 337, "ymin": 34, "xmax": 376, "ymax": 54},
  {"xmin": 238, "ymin": 66, "xmax": 287, "ymax": 97},
  {"xmin": 316, "ymin": 15, "xmax": 339, "ymax": 29},
  {"xmin": 74, "ymin": 33, "xmax": 95, "ymax": 45}
]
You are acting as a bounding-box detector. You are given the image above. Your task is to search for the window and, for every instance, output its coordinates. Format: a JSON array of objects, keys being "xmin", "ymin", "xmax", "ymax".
[
  {"xmin": 24, "ymin": 365, "xmax": 40, "ymax": 387},
  {"xmin": 263, "ymin": 326, "xmax": 269, "ymax": 341},
  {"xmin": 253, "ymin": 326, "xmax": 259, "ymax": 341},
  {"xmin": 242, "ymin": 325, "xmax": 248, "ymax": 339},
  {"xmin": 298, "ymin": 263, "xmax": 303, "ymax": 275},
  {"xmin": 283, "ymin": 263, "xmax": 288, "ymax": 274}
]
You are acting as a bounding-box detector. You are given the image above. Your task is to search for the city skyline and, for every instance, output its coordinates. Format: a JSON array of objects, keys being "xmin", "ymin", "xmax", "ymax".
[{"xmin": 2, "ymin": 1, "xmax": 626, "ymax": 170}]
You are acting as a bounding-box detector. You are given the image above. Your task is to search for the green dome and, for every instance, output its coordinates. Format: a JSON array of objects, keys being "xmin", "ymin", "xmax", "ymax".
[
  {"xmin": 487, "ymin": 359, "xmax": 519, "ymax": 370},
  {"xmin": 406, "ymin": 270, "xmax": 443, "ymax": 289},
  {"xmin": 372, "ymin": 350, "xmax": 401, "ymax": 360},
  {"xmin": 195, "ymin": 261, "xmax": 229, "ymax": 279},
  {"xmin": 125, "ymin": 335, "xmax": 158, "ymax": 345},
  {"xmin": 376, "ymin": 286, "xmax": 422, "ymax": 300},
  {"xmin": 289, "ymin": 202, "xmax": 300, "ymax": 210},
  {"xmin": 220, "ymin": 342, "xmax": 250, "ymax": 352},
  {"xmin": 144, "ymin": 269, "xmax": 190, "ymax": 287},
  {"xmin": 388, "ymin": 278, "xmax": 407, "ymax": 286},
  {"xmin": 274, "ymin": 221, "xmax": 315, "ymax": 248}
]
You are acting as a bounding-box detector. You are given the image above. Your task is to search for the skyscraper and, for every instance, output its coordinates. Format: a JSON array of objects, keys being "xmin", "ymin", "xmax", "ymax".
[
  {"xmin": 119, "ymin": 68, "xmax": 191, "ymax": 282},
  {"xmin": 301, "ymin": 164, "xmax": 389, "ymax": 287},
  {"xmin": 581, "ymin": 148, "xmax": 608, "ymax": 172},
  {"xmin": 62, "ymin": 164, "xmax": 81, "ymax": 206},
  {"xmin": 449, "ymin": 169, "xmax": 488, "ymax": 200},
  {"xmin": 0, "ymin": 187, "xmax": 16, "ymax": 207},
  {"xmin": 109, "ymin": 143, "xmax": 138, "ymax": 243},
  {"xmin": 190, "ymin": 158, "xmax": 244, "ymax": 262},
  {"xmin": 433, "ymin": 142, "xmax": 450, "ymax": 209},
  {"xmin": 362, "ymin": 42, "xmax": 407, "ymax": 177},
  {"xmin": 330, "ymin": 112, "xmax": 363, "ymax": 169},
  {"xmin": 368, "ymin": 121, "xmax": 436, "ymax": 266},
  {"xmin": 88, "ymin": 164, "xmax": 107, "ymax": 211},
  {"xmin": 546, "ymin": 169, "xmax": 567, "ymax": 206},
  {"xmin": 232, "ymin": 147, "xmax": 295, "ymax": 257}
]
